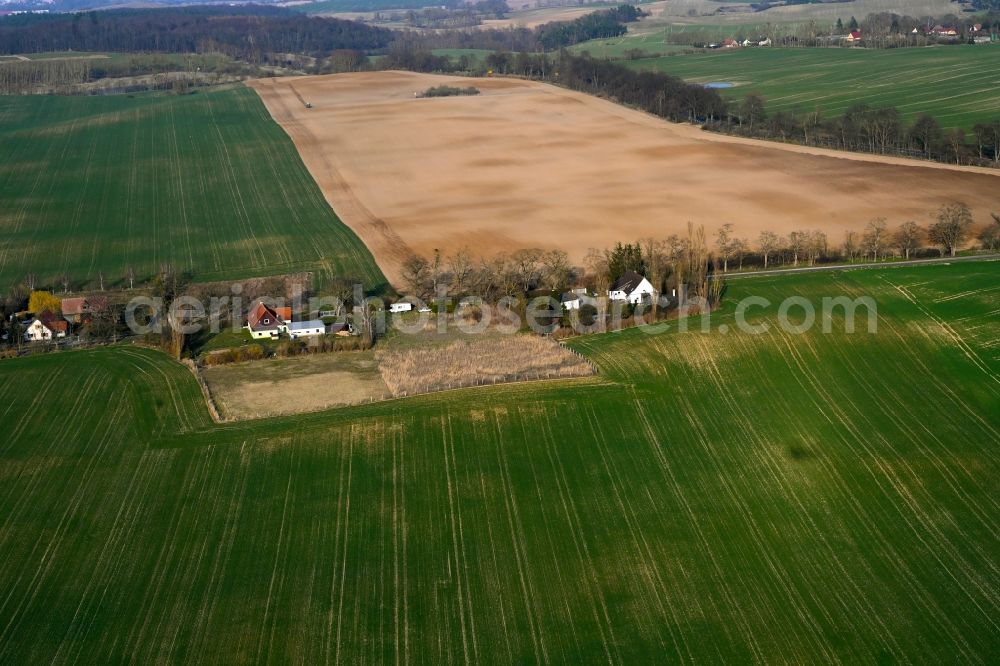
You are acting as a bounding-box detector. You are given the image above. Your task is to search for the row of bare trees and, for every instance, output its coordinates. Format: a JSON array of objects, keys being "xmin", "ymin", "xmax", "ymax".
[
  {"xmin": 398, "ymin": 223, "xmax": 723, "ymax": 312},
  {"xmin": 397, "ymin": 206, "xmax": 996, "ymax": 306},
  {"xmin": 722, "ymin": 203, "xmax": 995, "ymax": 273},
  {"xmin": 400, "ymin": 247, "xmax": 575, "ymax": 302}
]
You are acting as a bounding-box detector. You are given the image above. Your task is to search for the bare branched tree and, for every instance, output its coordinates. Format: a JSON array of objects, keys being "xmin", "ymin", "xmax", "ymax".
[
  {"xmin": 510, "ymin": 248, "xmax": 543, "ymax": 293},
  {"xmin": 715, "ymin": 223, "xmax": 734, "ymax": 272},
  {"xmin": 400, "ymin": 253, "xmax": 431, "ymax": 299},
  {"xmin": 843, "ymin": 230, "xmax": 859, "ymax": 261},
  {"xmin": 894, "ymin": 221, "xmax": 923, "ymax": 260},
  {"xmin": 540, "ymin": 249, "xmax": 570, "ymax": 293},
  {"xmin": 929, "ymin": 203, "xmax": 973, "ymax": 257},
  {"xmin": 758, "ymin": 231, "xmax": 780, "ymax": 269},
  {"xmin": 448, "ymin": 247, "xmax": 475, "ymax": 297},
  {"xmin": 584, "ymin": 247, "xmax": 610, "ymax": 296},
  {"xmin": 788, "ymin": 231, "xmax": 806, "ymax": 266},
  {"xmin": 863, "ymin": 218, "xmax": 888, "ymax": 261}
]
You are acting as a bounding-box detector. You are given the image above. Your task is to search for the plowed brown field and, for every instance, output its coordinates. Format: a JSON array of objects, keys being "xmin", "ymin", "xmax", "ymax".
[{"xmin": 249, "ymin": 72, "xmax": 1000, "ymax": 286}]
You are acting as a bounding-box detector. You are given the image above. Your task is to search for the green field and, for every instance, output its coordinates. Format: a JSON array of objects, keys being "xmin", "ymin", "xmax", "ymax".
[
  {"xmin": 0, "ymin": 86, "xmax": 386, "ymax": 291},
  {"xmin": 622, "ymin": 44, "xmax": 1000, "ymax": 130},
  {"xmin": 0, "ymin": 262, "xmax": 998, "ymax": 662}
]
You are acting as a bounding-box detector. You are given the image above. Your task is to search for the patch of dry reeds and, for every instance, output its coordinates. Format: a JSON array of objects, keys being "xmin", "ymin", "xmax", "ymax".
[{"xmin": 376, "ymin": 335, "xmax": 594, "ymax": 397}]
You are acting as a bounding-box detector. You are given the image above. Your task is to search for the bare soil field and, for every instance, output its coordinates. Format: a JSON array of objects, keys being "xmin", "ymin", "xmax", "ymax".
[
  {"xmin": 203, "ymin": 351, "xmax": 388, "ymax": 419},
  {"xmin": 249, "ymin": 71, "xmax": 1000, "ymax": 286}
]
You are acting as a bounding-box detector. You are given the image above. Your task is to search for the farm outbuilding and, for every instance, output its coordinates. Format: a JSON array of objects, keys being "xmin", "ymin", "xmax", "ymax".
[
  {"xmin": 389, "ymin": 302, "xmax": 413, "ymax": 313},
  {"xmin": 561, "ymin": 292, "xmax": 582, "ymax": 310},
  {"xmin": 287, "ymin": 320, "xmax": 325, "ymax": 339}
]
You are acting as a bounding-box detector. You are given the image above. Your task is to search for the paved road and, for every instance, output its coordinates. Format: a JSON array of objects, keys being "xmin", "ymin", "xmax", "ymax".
[{"xmin": 718, "ymin": 253, "xmax": 1000, "ymax": 280}]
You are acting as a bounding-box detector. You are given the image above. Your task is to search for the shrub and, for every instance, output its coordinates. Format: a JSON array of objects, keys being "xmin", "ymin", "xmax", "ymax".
[
  {"xmin": 418, "ymin": 85, "xmax": 480, "ymax": 98},
  {"xmin": 236, "ymin": 344, "xmax": 266, "ymax": 362}
]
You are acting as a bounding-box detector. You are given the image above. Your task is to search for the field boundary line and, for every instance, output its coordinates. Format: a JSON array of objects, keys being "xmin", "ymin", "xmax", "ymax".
[
  {"xmin": 720, "ymin": 254, "xmax": 1000, "ymax": 280},
  {"xmin": 182, "ymin": 359, "xmax": 226, "ymax": 424}
]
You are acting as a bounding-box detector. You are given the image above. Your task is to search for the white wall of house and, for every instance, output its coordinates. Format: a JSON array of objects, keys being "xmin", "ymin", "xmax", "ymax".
[
  {"xmin": 24, "ymin": 320, "xmax": 53, "ymax": 342},
  {"xmin": 608, "ymin": 278, "xmax": 656, "ymax": 304},
  {"xmin": 247, "ymin": 327, "xmax": 279, "ymax": 339},
  {"xmin": 288, "ymin": 321, "xmax": 325, "ymax": 339}
]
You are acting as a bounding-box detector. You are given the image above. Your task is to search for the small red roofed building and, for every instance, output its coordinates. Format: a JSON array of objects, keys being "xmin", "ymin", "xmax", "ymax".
[{"xmin": 61, "ymin": 297, "xmax": 88, "ymax": 323}]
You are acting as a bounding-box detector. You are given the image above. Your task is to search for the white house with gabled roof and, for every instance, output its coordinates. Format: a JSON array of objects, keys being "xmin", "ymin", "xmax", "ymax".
[{"xmin": 608, "ymin": 271, "xmax": 656, "ymax": 304}]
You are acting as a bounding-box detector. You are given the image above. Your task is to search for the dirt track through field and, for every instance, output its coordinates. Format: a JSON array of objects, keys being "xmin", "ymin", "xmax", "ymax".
[{"xmin": 249, "ymin": 72, "xmax": 1000, "ymax": 287}]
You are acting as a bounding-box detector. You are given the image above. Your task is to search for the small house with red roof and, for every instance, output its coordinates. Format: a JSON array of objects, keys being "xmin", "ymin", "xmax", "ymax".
[
  {"xmin": 245, "ymin": 301, "xmax": 288, "ymax": 339},
  {"xmin": 61, "ymin": 297, "xmax": 88, "ymax": 323},
  {"xmin": 244, "ymin": 300, "xmax": 329, "ymax": 340}
]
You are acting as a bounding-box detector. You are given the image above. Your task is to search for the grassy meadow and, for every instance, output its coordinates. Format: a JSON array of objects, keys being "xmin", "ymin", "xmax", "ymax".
[
  {"xmin": 618, "ymin": 44, "xmax": 1000, "ymax": 130},
  {"xmin": 0, "ymin": 86, "xmax": 386, "ymax": 291},
  {"xmin": 0, "ymin": 262, "xmax": 997, "ymax": 662}
]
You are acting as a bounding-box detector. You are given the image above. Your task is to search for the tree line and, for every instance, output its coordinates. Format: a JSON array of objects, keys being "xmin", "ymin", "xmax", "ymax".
[
  {"xmin": 0, "ymin": 4, "xmax": 642, "ymax": 60},
  {"xmin": 721, "ymin": 96, "xmax": 1000, "ymax": 166},
  {"xmin": 392, "ymin": 206, "xmax": 999, "ymax": 309},
  {"xmin": 395, "ymin": 222, "xmax": 727, "ymax": 316},
  {"xmin": 385, "ymin": 4, "xmax": 643, "ymax": 55},
  {"xmin": 0, "ymin": 53, "xmax": 256, "ymax": 95},
  {"xmin": 0, "ymin": 7, "xmax": 395, "ymax": 60},
  {"xmin": 712, "ymin": 204, "xmax": 998, "ymax": 276}
]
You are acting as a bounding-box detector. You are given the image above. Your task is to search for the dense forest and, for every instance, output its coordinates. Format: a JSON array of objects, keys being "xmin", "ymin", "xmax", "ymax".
[
  {"xmin": 0, "ymin": 7, "xmax": 395, "ymax": 59},
  {"xmin": 553, "ymin": 52, "xmax": 726, "ymax": 124},
  {"xmin": 0, "ymin": 4, "xmax": 640, "ymax": 59},
  {"xmin": 388, "ymin": 5, "xmax": 645, "ymax": 53},
  {"xmin": 537, "ymin": 5, "xmax": 644, "ymax": 50}
]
